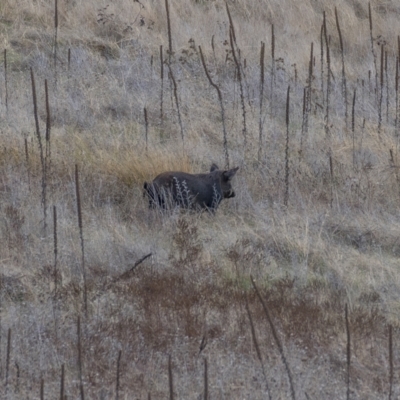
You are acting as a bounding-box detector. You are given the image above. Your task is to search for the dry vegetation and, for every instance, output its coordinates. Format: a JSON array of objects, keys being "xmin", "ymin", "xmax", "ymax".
[{"xmin": 1, "ymin": 0, "xmax": 400, "ymax": 398}]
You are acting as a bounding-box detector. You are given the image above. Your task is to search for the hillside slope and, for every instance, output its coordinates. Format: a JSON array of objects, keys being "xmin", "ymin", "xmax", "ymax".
[{"xmin": 0, "ymin": 0, "xmax": 400, "ymax": 398}]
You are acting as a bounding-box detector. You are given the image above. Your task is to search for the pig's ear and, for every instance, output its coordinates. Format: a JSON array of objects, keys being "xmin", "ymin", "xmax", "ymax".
[
  {"xmin": 223, "ymin": 167, "xmax": 239, "ymax": 180},
  {"xmin": 210, "ymin": 163, "xmax": 219, "ymax": 172}
]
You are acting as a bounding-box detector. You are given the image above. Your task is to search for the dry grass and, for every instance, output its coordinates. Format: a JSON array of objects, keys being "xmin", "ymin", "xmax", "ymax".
[{"xmin": 1, "ymin": 0, "xmax": 400, "ymax": 398}]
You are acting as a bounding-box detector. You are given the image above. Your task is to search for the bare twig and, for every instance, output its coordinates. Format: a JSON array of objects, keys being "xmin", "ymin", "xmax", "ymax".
[
  {"xmin": 77, "ymin": 316, "xmax": 85, "ymax": 400},
  {"xmin": 251, "ymin": 276, "xmax": 296, "ymax": 400},
  {"xmin": 165, "ymin": 0, "xmax": 172, "ymax": 63},
  {"xmin": 160, "ymin": 45, "xmax": 164, "ymax": 127},
  {"xmin": 245, "ymin": 296, "xmax": 272, "ymax": 400},
  {"xmin": 203, "ymin": 358, "xmax": 208, "ymax": 400},
  {"xmin": 258, "ymin": 41, "xmax": 265, "ymax": 162},
  {"xmin": 168, "ymin": 355, "xmax": 174, "ymax": 400},
  {"xmin": 75, "ymin": 165, "xmax": 88, "ymax": 318},
  {"xmin": 40, "ymin": 378, "xmax": 44, "ymax": 400},
  {"xmin": 229, "ymin": 26, "xmax": 247, "ymax": 151},
  {"xmin": 54, "ymin": 0, "xmax": 58, "ymax": 85},
  {"xmin": 352, "ymin": 89, "xmax": 356, "ymax": 169},
  {"xmin": 378, "ymin": 44, "xmax": 384, "ymax": 134},
  {"xmin": 368, "ymin": 2, "xmax": 378, "ymax": 101},
  {"xmin": 4, "ymin": 49, "xmax": 8, "ymax": 114},
  {"xmin": 396, "ymin": 56, "xmax": 399, "ymax": 137},
  {"xmin": 117, "ymin": 253, "xmax": 152, "ymax": 282},
  {"xmin": 388, "ymin": 324, "xmax": 393, "ymax": 400},
  {"xmin": 144, "ymin": 107, "xmax": 149, "ymax": 152},
  {"xmin": 30, "ymin": 69, "xmax": 44, "ymax": 175},
  {"xmin": 168, "ymin": 65, "xmax": 184, "ymax": 148},
  {"xmin": 284, "ymin": 86, "xmax": 290, "ymax": 207},
  {"xmin": 116, "ymin": 350, "xmax": 122, "ymax": 400},
  {"xmin": 329, "ymin": 155, "xmax": 334, "ymax": 209},
  {"xmin": 5, "ymin": 328, "xmax": 11, "ymax": 392},
  {"xmin": 225, "ymin": 1, "xmax": 236, "ymax": 43},
  {"xmin": 60, "ymin": 364, "xmax": 65, "ymax": 400},
  {"xmin": 53, "ymin": 205, "xmax": 58, "ymax": 297},
  {"xmin": 323, "ymin": 13, "xmax": 331, "ymax": 137},
  {"xmin": 345, "ymin": 304, "xmax": 351, "ymax": 400},
  {"xmin": 335, "ymin": 7, "xmax": 348, "ymax": 129},
  {"xmin": 199, "ymin": 45, "xmax": 229, "ymax": 168},
  {"xmin": 270, "ymin": 24, "xmax": 275, "ymax": 117},
  {"xmin": 24, "ymin": 138, "xmax": 31, "ymax": 191}
]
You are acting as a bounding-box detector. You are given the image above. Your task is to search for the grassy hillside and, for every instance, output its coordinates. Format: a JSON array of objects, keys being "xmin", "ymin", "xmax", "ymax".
[{"xmin": 1, "ymin": 0, "xmax": 400, "ymax": 398}]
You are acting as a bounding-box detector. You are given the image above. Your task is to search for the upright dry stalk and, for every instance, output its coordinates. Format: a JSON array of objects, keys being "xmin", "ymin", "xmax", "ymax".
[
  {"xmin": 165, "ymin": 0, "xmax": 172, "ymax": 63},
  {"xmin": 250, "ymin": 276, "xmax": 296, "ymax": 400},
  {"xmin": 199, "ymin": 46, "xmax": 229, "ymax": 168},
  {"xmin": 45, "ymin": 79, "xmax": 51, "ymax": 163},
  {"xmin": 329, "ymin": 155, "xmax": 334, "ymax": 209},
  {"xmin": 368, "ymin": 2, "xmax": 378, "ymax": 100},
  {"xmin": 389, "ymin": 149, "xmax": 400, "ymax": 199},
  {"xmin": 361, "ymin": 78, "xmax": 365, "ymax": 121},
  {"xmin": 68, "ymin": 48, "xmax": 71, "ymax": 75},
  {"xmin": 5, "ymin": 328, "xmax": 11, "ymax": 392},
  {"xmin": 39, "ymin": 378, "xmax": 44, "ymax": 399},
  {"xmin": 284, "ymin": 86, "xmax": 290, "ymax": 207},
  {"xmin": 323, "ymin": 13, "xmax": 331, "ymax": 137},
  {"xmin": 398, "ymin": 40, "xmax": 400, "ymax": 139},
  {"xmin": 300, "ymin": 87, "xmax": 307, "ymax": 157},
  {"xmin": 53, "ymin": 205, "xmax": 58, "ymax": 297},
  {"xmin": 345, "ymin": 304, "xmax": 351, "ymax": 400},
  {"xmin": 335, "ymin": 7, "xmax": 348, "ymax": 129},
  {"xmin": 308, "ymin": 42, "xmax": 313, "ymax": 112},
  {"xmin": 388, "ymin": 324, "xmax": 393, "ymax": 400},
  {"xmin": 385, "ymin": 51, "xmax": 389, "ymax": 124},
  {"xmin": 31, "ymin": 68, "xmax": 48, "ymax": 234},
  {"xmin": 320, "ymin": 23, "xmax": 325, "ymax": 105},
  {"xmin": 245, "ymin": 296, "xmax": 272, "ymax": 400},
  {"xmin": 225, "ymin": 1, "xmax": 236, "ymax": 43},
  {"xmin": 352, "ymin": 89, "xmax": 356, "ymax": 169},
  {"xmin": 116, "ymin": 350, "xmax": 122, "ymax": 400},
  {"xmin": 211, "ymin": 35, "xmax": 216, "ymax": 64},
  {"xmin": 77, "ymin": 316, "xmax": 85, "ymax": 400},
  {"xmin": 75, "ymin": 164, "xmax": 88, "ymax": 317},
  {"xmin": 52, "ymin": 205, "xmax": 59, "ymax": 344},
  {"xmin": 229, "ymin": 26, "xmax": 247, "ymax": 151},
  {"xmin": 258, "ymin": 41, "xmax": 265, "ymax": 162},
  {"xmin": 15, "ymin": 362, "xmax": 19, "ymax": 393},
  {"xmin": 396, "ymin": 56, "xmax": 399, "ymax": 137},
  {"xmin": 293, "ymin": 63, "xmax": 298, "ymax": 87},
  {"xmin": 0, "ymin": 278, "xmax": 1, "ymax": 381},
  {"xmin": 368, "ymin": 69, "xmax": 372, "ymax": 99},
  {"xmin": 30, "ymin": 68, "xmax": 44, "ymax": 172},
  {"xmin": 54, "ymin": 0, "xmax": 58, "ymax": 85},
  {"xmin": 160, "ymin": 45, "xmax": 164, "ymax": 127},
  {"xmin": 168, "ymin": 66, "xmax": 184, "ymax": 147},
  {"xmin": 398, "ymin": 35, "xmax": 400, "ymax": 63},
  {"xmin": 303, "ymin": 42, "xmax": 313, "ymax": 138},
  {"xmin": 203, "ymin": 358, "xmax": 208, "ymax": 400},
  {"xmin": 168, "ymin": 355, "xmax": 174, "ymax": 400},
  {"xmin": 378, "ymin": 44, "xmax": 384, "ymax": 134},
  {"xmin": 43, "ymin": 78, "xmax": 52, "ymax": 235},
  {"xmin": 270, "ymin": 24, "xmax": 275, "ymax": 117},
  {"xmin": 144, "ymin": 107, "xmax": 148, "ymax": 152},
  {"xmin": 60, "ymin": 363, "xmax": 65, "ymax": 400},
  {"xmin": 4, "ymin": 49, "xmax": 8, "ymax": 114},
  {"xmin": 24, "ymin": 138, "xmax": 31, "ymax": 190}
]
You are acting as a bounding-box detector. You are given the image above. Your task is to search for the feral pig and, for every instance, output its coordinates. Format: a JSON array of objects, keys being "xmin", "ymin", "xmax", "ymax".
[{"xmin": 143, "ymin": 163, "xmax": 239, "ymax": 212}]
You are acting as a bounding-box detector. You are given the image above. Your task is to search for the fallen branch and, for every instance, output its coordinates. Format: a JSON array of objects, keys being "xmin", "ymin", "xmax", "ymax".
[{"xmin": 117, "ymin": 253, "xmax": 152, "ymax": 281}]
